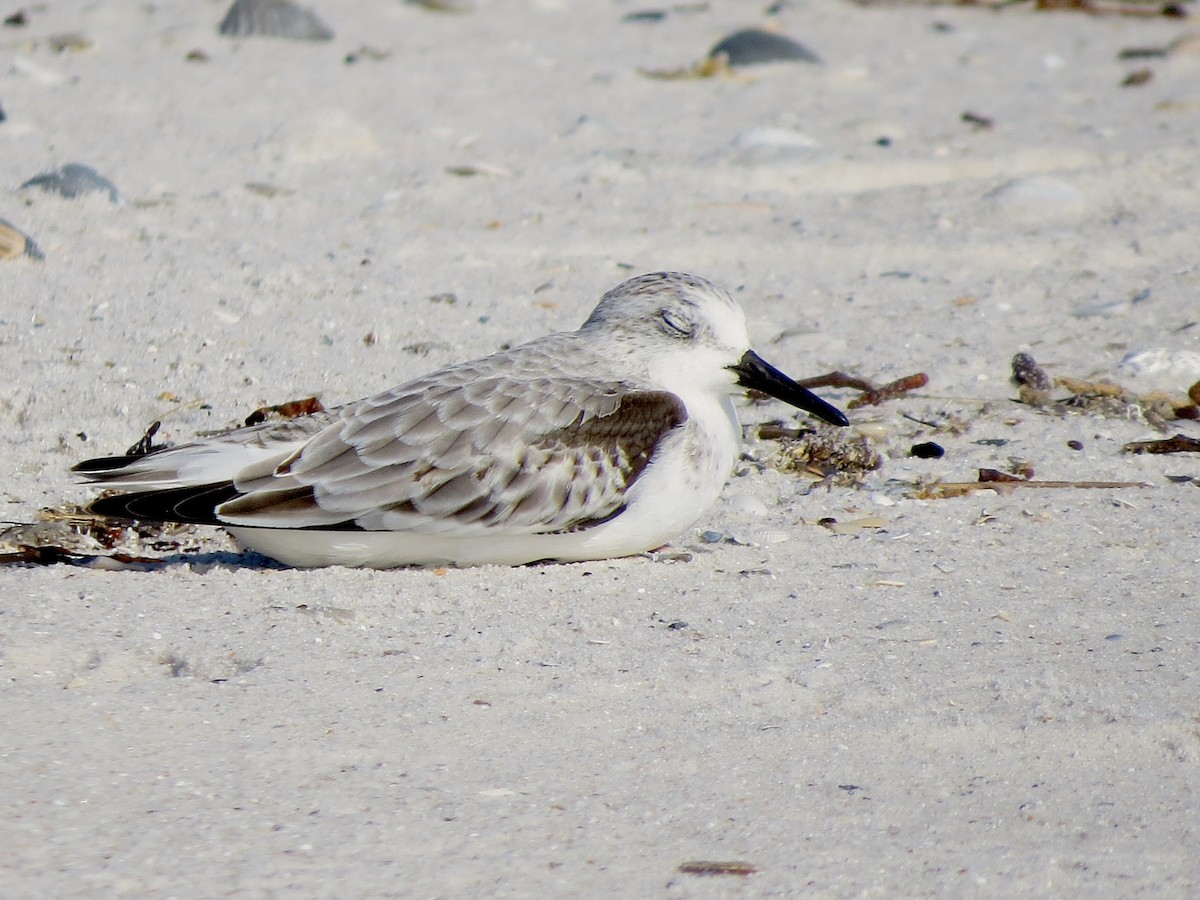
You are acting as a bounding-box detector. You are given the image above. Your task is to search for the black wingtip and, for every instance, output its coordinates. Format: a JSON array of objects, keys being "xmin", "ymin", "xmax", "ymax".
[
  {"xmin": 73, "ymin": 455, "xmax": 142, "ymax": 476},
  {"xmin": 87, "ymin": 483, "xmax": 241, "ymax": 527}
]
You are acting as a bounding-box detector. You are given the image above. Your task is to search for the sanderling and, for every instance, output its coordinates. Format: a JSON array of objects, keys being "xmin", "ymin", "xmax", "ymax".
[{"xmin": 75, "ymin": 272, "xmax": 847, "ymax": 568}]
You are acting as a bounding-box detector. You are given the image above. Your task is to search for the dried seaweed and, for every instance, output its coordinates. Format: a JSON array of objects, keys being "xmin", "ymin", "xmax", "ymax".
[
  {"xmin": 0, "ymin": 504, "xmax": 206, "ymax": 568},
  {"xmin": 639, "ymin": 53, "xmax": 734, "ymax": 81},
  {"xmin": 243, "ymin": 396, "xmax": 325, "ymax": 427},
  {"xmin": 126, "ymin": 420, "xmax": 164, "ymax": 457},
  {"xmin": 847, "ymin": 0, "xmax": 1186, "ymax": 15},
  {"xmin": 1124, "ymin": 434, "xmax": 1200, "ymax": 454},
  {"xmin": 1011, "ymin": 352, "xmax": 1197, "ymax": 431},
  {"xmin": 760, "ymin": 422, "xmax": 883, "ymax": 485},
  {"xmin": 677, "ymin": 860, "xmax": 758, "ymax": 877}
]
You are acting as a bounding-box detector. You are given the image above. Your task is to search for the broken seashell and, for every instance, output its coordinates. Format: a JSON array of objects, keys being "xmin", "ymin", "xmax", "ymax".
[
  {"xmin": 218, "ymin": 0, "xmax": 334, "ymax": 41},
  {"xmin": 20, "ymin": 163, "xmax": 120, "ymax": 202},
  {"xmin": 0, "ymin": 218, "xmax": 44, "ymax": 260},
  {"xmin": 709, "ymin": 29, "xmax": 820, "ymax": 66}
]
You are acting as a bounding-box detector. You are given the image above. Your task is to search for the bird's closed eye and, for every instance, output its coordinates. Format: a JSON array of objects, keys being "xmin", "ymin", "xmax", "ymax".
[{"xmin": 659, "ymin": 309, "xmax": 692, "ymax": 338}]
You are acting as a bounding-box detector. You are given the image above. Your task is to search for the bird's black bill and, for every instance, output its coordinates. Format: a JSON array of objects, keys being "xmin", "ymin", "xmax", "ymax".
[{"xmin": 730, "ymin": 350, "xmax": 849, "ymax": 427}]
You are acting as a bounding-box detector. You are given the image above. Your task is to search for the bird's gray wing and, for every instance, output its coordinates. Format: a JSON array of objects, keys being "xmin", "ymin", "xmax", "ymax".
[{"xmin": 217, "ymin": 361, "xmax": 687, "ymax": 536}]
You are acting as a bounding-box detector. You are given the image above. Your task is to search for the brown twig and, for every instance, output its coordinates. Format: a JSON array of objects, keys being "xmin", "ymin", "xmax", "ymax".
[
  {"xmin": 918, "ymin": 469, "xmax": 1149, "ymax": 498},
  {"xmin": 793, "ymin": 371, "xmax": 929, "ymax": 408}
]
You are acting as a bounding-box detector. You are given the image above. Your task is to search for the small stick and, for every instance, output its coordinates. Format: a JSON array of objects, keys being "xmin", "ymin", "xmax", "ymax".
[{"xmin": 920, "ymin": 472, "xmax": 1149, "ymax": 498}]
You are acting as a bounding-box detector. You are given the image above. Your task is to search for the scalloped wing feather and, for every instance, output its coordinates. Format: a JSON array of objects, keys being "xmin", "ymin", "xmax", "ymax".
[{"xmin": 217, "ymin": 378, "xmax": 685, "ymax": 536}]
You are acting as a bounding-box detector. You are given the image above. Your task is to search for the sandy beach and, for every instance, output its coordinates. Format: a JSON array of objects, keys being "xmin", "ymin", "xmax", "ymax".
[{"xmin": 2, "ymin": 1, "xmax": 1198, "ymax": 895}]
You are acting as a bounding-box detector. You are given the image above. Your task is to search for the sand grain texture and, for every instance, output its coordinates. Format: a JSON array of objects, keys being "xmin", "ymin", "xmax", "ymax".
[{"xmin": 1, "ymin": 1, "xmax": 1198, "ymax": 896}]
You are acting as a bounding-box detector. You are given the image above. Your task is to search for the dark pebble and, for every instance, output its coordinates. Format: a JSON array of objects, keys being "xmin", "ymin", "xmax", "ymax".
[
  {"xmin": 910, "ymin": 441, "xmax": 945, "ymax": 459},
  {"xmin": 1067, "ymin": 439, "xmax": 1084, "ymax": 451},
  {"xmin": 709, "ymin": 29, "xmax": 820, "ymax": 66},
  {"xmin": 20, "ymin": 163, "xmax": 120, "ymax": 202}
]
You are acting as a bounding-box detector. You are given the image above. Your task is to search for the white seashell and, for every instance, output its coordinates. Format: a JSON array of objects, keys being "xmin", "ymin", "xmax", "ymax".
[
  {"xmin": 733, "ymin": 127, "xmax": 818, "ymax": 150},
  {"xmin": 10, "ymin": 56, "xmax": 70, "ymax": 86},
  {"xmin": 1115, "ymin": 348, "xmax": 1200, "ymax": 394},
  {"xmin": 266, "ymin": 109, "xmax": 381, "ymax": 163},
  {"xmin": 984, "ymin": 175, "xmax": 1088, "ymax": 223}
]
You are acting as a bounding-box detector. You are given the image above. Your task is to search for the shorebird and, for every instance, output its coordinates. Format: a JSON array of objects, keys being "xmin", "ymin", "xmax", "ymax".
[{"xmin": 75, "ymin": 272, "xmax": 847, "ymax": 567}]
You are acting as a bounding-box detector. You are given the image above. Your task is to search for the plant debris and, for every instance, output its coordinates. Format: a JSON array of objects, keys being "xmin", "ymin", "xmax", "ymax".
[
  {"xmin": 789, "ymin": 370, "xmax": 928, "ymax": 409},
  {"xmin": 961, "ymin": 110, "xmax": 994, "ymax": 130},
  {"xmin": 1011, "ymin": 352, "xmax": 1196, "ymax": 430},
  {"xmin": 677, "ymin": 860, "xmax": 758, "ymax": 877},
  {"xmin": 639, "ymin": 53, "xmax": 734, "ymax": 80},
  {"xmin": 243, "ymin": 395, "xmax": 325, "ymax": 426},
  {"xmin": 126, "ymin": 420, "xmax": 164, "ymax": 457},
  {"xmin": 0, "ymin": 504, "xmax": 207, "ymax": 568},
  {"xmin": 914, "ymin": 470, "xmax": 1149, "ymax": 499},
  {"xmin": 848, "ymin": 0, "xmax": 1187, "ymax": 15},
  {"xmin": 760, "ymin": 422, "xmax": 883, "ymax": 485},
  {"xmin": 1124, "ymin": 434, "xmax": 1200, "ymax": 454}
]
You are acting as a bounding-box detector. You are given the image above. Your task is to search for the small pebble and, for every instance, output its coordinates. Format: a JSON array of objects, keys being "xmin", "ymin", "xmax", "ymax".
[
  {"xmin": 910, "ymin": 441, "xmax": 945, "ymax": 459},
  {"xmin": 1067, "ymin": 439, "xmax": 1084, "ymax": 451},
  {"xmin": 709, "ymin": 29, "xmax": 820, "ymax": 66},
  {"xmin": 20, "ymin": 163, "xmax": 120, "ymax": 202},
  {"xmin": 700, "ymin": 530, "xmax": 724, "ymax": 544},
  {"xmin": 1012, "ymin": 352, "xmax": 1051, "ymax": 392}
]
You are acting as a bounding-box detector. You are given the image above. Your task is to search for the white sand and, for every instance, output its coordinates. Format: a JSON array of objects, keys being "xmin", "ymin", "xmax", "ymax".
[{"xmin": 2, "ymin": 1, "xmax": 1198, "ymax": 895}]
